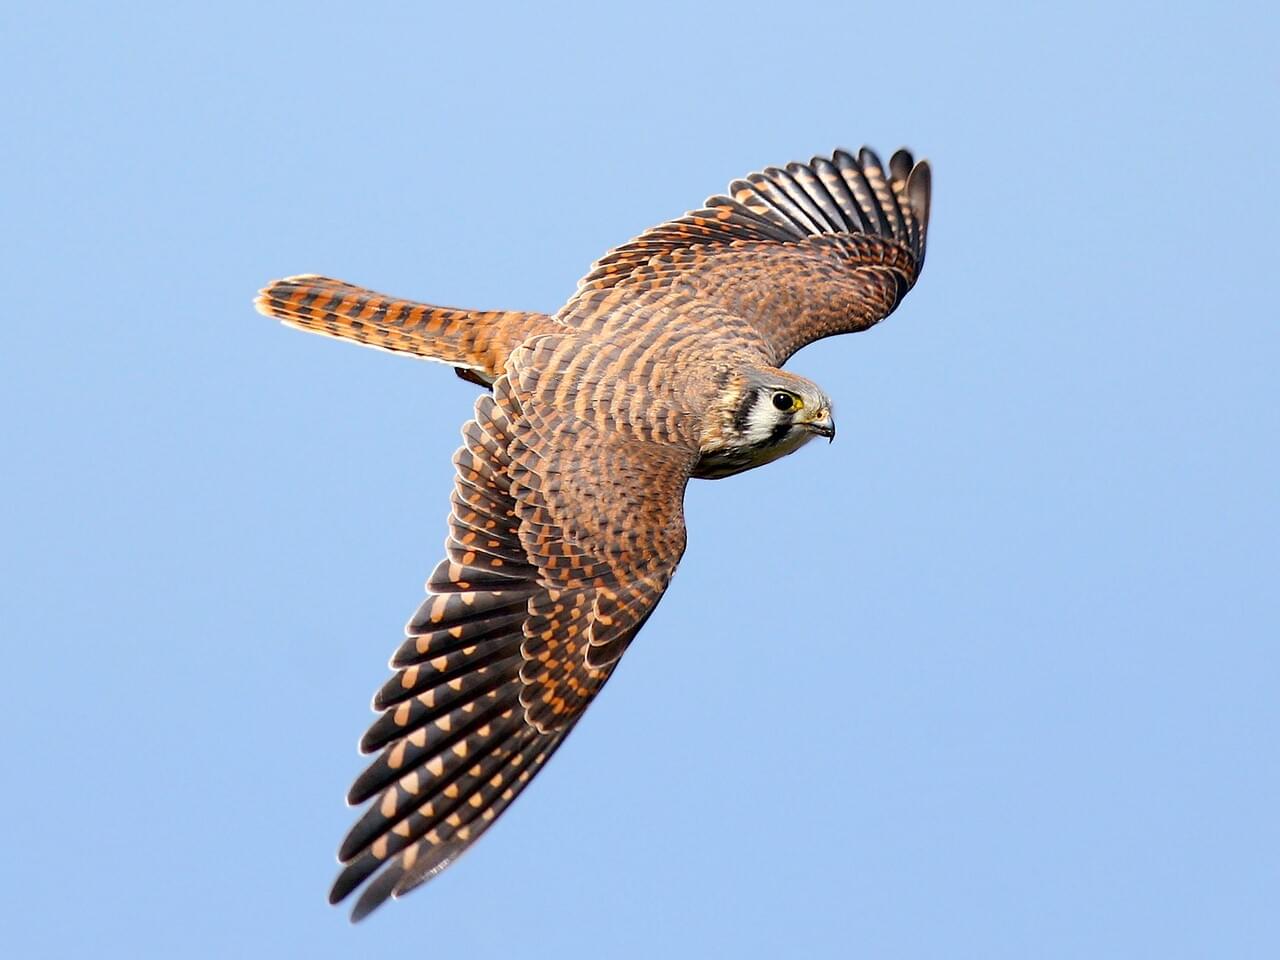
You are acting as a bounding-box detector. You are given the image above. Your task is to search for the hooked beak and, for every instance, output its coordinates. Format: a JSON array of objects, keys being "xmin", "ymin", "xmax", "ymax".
[{"xmin": 804, "ymin": 409, "xmax": 836, "ymax": 442}]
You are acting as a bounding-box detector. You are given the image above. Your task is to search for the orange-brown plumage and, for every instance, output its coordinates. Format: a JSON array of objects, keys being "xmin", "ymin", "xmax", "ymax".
[{"xmin": 255, "ymin": 146, "xmax": 931, "ymax": 920}]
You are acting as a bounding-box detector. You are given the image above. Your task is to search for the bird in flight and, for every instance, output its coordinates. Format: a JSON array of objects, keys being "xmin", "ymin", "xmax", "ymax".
[{"xmin": 256, "ymin": 146, "xmax": 931, "ymax": 920}]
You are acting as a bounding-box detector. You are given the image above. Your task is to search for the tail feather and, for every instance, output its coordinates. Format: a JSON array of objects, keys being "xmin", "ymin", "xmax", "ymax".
[{"xmin": 254, "ymin": 275, "xmax": 554, "ymax": 380}]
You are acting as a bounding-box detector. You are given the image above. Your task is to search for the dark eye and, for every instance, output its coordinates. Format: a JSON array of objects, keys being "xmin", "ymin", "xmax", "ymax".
[{"xmin": 772, "ymin": 391, "xmax": 797, "ymax": 412}]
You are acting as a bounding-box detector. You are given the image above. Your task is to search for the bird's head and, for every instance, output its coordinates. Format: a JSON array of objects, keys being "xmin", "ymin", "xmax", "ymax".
[{"xmin": 695, "ymin": 367, "xmax": 835, "ymax": 479}]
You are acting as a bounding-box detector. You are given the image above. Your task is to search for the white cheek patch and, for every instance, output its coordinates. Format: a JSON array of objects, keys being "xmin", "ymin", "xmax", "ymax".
[{"xmin": 744, "ymin": 398, "xmax": 783, "ymax": 446}]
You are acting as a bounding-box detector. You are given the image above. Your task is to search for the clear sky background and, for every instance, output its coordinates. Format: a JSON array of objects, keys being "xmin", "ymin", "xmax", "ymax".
[{"xmin": 2, "ymin": 2, "xmax": 1277, "ymax": 957}]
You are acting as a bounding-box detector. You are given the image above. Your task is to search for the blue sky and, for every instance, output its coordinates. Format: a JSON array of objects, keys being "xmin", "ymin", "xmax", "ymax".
[{"xmin": 2, "ymin": 1, "xmax": 1277, "ymax": 956}]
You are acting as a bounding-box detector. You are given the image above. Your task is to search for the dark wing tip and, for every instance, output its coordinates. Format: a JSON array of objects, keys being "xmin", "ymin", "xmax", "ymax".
[
  {"xmin": 347, "ymin": 861, "xmax": 403, "ymax": 922},
  {"xmin": 857, "ymin": 145, "xmax": 886, "ymax": 171},
  {"xmin": 330, "ymin": 852, "xmax": 373, "ymax": 906},
  {"xmin": 906, "ymin": 157, "xmax": 932, "ymax": 239},
  {"xmin": 889, "ymin": 148, "xmax": 914, "ymax": 181}
]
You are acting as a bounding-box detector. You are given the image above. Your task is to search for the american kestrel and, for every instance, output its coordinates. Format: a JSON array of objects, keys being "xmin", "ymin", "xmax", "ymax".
[{"xmin": 256, "ymin": 146, "xmax": 931, "ymax": 920}]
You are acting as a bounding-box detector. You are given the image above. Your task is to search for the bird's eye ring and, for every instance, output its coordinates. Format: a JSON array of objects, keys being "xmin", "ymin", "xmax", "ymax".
[{"xmin": 772, "ymin": 391, "xmax": 801, "ymax": 412}]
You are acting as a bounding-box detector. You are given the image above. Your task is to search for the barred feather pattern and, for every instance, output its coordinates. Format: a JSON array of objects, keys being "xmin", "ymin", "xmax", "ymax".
[
  {"xmin": 255, "ymin": 275, "xmax": 554, "ymax": 380},
  {"xmin": 562, "ymin": 147, "xmax": 930, "ymax": 363},
  {"xmin": 332, "ymin": 344, "xmax": 696, "ymax": 919},
  {"xmin": 257, "ymin": 145, "xmax": 932, "ymax": 920}
]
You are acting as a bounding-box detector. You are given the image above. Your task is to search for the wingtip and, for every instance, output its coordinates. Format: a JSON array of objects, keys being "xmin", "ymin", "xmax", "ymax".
[
  {"xmin": 907, "ymin": 158, "xmax": 932, "ymax": 223},
  {"xmin": 349, "ymin": 899, "xmax": 378, "ymax": 924},
  {"xmin": 348, "ymin": 866, "xmax": 402, "ymax": 922},
  {"xmin": 857, "ymin": 145, "xmax": 886, "ymax": 171},
  {"xmin": 328, "ymin": 878, "xmax": 349, "ymax": 908},
  {"xmin": 889, "ymin": 148, "xmax": 914, "ymax": 181}
]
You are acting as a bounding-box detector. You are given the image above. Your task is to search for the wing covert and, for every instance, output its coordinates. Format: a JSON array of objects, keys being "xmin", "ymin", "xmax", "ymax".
[{"xmin": 562, "ymin": 147, "xmax": 931, "ymax": 364}]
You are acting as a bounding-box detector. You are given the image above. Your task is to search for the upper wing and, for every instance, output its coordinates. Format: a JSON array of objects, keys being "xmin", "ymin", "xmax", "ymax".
[
  {"xmin": 331, "ymin": 337, "xmax": 697, "ymax": 920},
  {"xmin": 561, "ymin": 147, "xmax": 931, "ymax": 365}
]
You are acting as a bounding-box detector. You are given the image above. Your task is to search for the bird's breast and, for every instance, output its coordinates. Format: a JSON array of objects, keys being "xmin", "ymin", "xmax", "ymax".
[{"xmin": 692, "ymin": 428, "xmax": 814, "ymax": 479}]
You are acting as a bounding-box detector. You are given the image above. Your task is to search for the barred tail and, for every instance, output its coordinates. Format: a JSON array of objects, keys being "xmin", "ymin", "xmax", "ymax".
[{"xmin": 254, "ymin": 275, "xmax": 554, "ymax": 381}]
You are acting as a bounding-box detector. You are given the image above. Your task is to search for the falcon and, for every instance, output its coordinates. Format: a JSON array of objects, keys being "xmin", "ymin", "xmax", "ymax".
[{"xmin": 256, "ymin": 146, "xmax": 931, "ymax": 920}]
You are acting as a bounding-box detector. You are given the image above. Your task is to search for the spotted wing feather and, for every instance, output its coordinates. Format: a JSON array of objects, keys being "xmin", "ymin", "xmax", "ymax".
[{"xmin": 333, "ymin": 350, "xmax": 696, "ymax": 919}]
